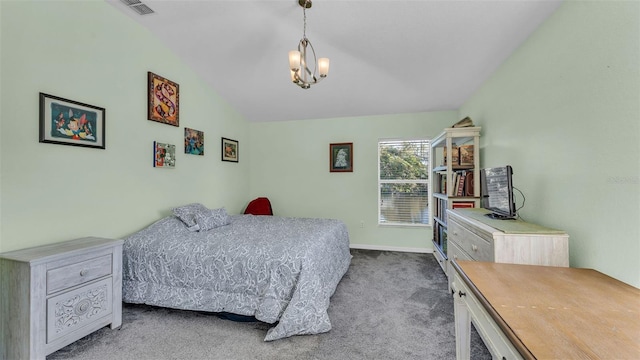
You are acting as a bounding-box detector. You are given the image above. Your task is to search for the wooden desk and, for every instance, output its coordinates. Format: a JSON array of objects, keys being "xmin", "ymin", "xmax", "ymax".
[{"xmin": 451, "ymin": 260, "xmax": 640, "ymax": 359}]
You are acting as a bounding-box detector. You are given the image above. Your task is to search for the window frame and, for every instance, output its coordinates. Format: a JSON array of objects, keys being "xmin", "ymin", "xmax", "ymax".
[{"xmin": 377, "ymin": 138, "xmax": 431, "ymax": 227}]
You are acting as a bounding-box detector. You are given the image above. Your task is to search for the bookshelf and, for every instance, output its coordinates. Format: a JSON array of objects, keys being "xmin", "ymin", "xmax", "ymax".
[{"xmin": 429, "ymin": 127, "xmax": 481, "ymax": 274}]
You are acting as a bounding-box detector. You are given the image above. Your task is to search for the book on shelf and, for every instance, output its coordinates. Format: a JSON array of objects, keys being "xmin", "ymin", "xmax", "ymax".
[
  {"xmin": 451, "ymin": 173, "xmax": 457, "ymax": 196},
  {"xmin": 443, "ymin": 146, "xmax": 459, "ymax": 166},
  {"xmin": 456, "ymin": 171, "xmax": 467, "ymax": 196},
  {"xmin": 464, "ymin": 172, "xmax": 474, "ymax": 196},
  {"xmin": 441, "ymin": 174, "xmax": 447, "ymax": 194},
  {"xmin": 459, "ymin": 144, "xmax": 474, "ymax": 166},
  {"xmin": 452, "ymin": 201, "xmax": 475, "ymax": 209},
  {"xmin": 452, "ymin": 172, "xmax": 459, "ymax": 196}
]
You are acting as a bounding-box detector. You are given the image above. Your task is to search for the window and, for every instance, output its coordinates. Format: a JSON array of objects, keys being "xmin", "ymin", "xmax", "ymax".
[{"xmin": 378, "ymin": 139, "xmax": 430, "ymax": 226}]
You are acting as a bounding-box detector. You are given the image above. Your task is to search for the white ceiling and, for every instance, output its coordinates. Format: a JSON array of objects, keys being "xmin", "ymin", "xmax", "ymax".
[{"xmin": 106, "ymin": 0, "xmax": 562, "ymax": 122}]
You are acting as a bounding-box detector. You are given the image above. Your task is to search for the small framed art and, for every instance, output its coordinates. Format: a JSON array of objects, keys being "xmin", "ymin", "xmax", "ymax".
[
  {"xmin": 39, "ymin": 92, "xmax": 105, "ymax": 149},
  {"xmin": 330, "ymin": 142, "xmax": 353, "ymax": 172},
  {"xmin": 153, "ymin": 141, "xmax": 176, "ymax": 168},
  {"xmin": 148, "ymin": 71, "xmax": 179, "ymax": 126},
  {"xmin": 184, "ymin": 128, "xmax": 204, "ymax": 155},
  {"xmin": 221, "ymin": 137, "xmax": 238, "ymax": 163}
]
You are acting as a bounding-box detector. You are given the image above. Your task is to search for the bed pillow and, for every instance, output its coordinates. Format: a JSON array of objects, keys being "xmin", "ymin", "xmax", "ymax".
[
  {"xmin": 195, "ymin": 207, "xmax": 230, "ymax": 231},
  {"xmin": 172, "ymin": 203, "xmax": 208, "ymax": 231}
]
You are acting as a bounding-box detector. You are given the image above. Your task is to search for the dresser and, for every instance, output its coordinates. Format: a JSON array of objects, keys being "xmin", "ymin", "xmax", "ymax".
[
  {"xmin": 0, "ymin": 237, "xmax": 123, "ymax": 360},
  {"xmin": 451, "ymin": 260, "xmax": 640, "ymax": 359},
  {"xmin": 447, "ymin": 208, "xmax": 569, "ymax": 270}
]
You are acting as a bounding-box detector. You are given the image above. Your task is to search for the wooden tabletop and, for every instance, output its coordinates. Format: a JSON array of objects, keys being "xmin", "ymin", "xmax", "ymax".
[{"xmin": 454, "ymin": 260, "xmax": 640, "ymax": 359}]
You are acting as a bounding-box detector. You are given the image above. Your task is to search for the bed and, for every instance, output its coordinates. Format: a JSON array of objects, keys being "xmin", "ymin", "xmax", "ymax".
[{"xmin": 121, "ymin": 204, "xmax": 352, "ymax": 341}]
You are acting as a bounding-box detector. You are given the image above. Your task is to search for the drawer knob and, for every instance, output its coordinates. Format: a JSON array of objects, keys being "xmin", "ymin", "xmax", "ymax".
[
  {"xmin": 471, "ymin": 244, "xmax": 478, "ymax": 251},
  {"xmin": 79, "ymin": 269, "xmax": 88, "ymax": 276},
  {"xmin": 458, "ymin": 290, "xmax": 466, "ymax": 298}
]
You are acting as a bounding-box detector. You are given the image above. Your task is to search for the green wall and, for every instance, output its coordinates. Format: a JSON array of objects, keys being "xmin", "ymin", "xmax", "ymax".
[
  {"xmin": 1, "ymin": 0, "xmax": 638, "ymax": 287},
  {"xmin": 248, "ymin": 112, "xmax": 457, "ymax": 251},
  {"xmin": 0, "ymin": 1, "xmax": 249, "ymax": 252},
  {"xmin": 460, "ymin": 0, "xmax": 640, "ymax": 287}
]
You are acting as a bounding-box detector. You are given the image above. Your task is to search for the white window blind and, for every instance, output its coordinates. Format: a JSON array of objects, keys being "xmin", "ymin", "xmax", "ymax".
[{"xmin": 378, "ymin": 139, "xmax": 430, "ymax": 226}]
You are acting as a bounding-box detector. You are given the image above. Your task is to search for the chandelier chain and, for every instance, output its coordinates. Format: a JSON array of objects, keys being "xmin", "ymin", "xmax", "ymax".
[{"xmin": 303, "ymin": 6, "xmax": 307, "ymax": 39}]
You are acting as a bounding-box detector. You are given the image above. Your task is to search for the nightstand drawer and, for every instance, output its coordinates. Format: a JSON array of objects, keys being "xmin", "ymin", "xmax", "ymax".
[
  {"xmin": 47, "ymin": 277, "xmax": 113, "ymax": 343},
  {"xmin": 449, "ymin": 219, "xmax": 493, "ymax": 261},
  {"xmin": 47, "ymin": 254, "xmax": 112, "ymax": 294}
]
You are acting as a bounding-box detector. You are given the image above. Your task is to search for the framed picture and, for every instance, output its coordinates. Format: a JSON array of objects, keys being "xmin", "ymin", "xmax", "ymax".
[
  {"xmin": 221, "ymin": 137, "xmax": 238, "ymax": 163},
  {"xmin": 148, "ymin": 71, "xmax": 179, "ymax": 126},
  {"xmin": 39, "ymin": 92, "xmax": 105, "ymax": 149},
  {"xmin": 330, "ymin": 142, "xmax": 353, "ymax": 172},
  {"xmin": 153, "ymin": 141, "xmax": 176, "ymax": 168},
  {"xmin": 184, "ymin": 128, "xmax": 204, "ymax": 155}
]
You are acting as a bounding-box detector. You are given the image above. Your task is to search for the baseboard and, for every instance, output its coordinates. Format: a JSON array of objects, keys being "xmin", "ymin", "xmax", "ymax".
[{"xmin": 349, "ymin": 244, "xmax": 432, "ymax": 254}]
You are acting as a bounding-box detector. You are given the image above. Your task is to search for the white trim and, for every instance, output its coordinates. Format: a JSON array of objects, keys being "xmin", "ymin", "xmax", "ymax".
[{"xmin": 349, "ymin": 244, "xmax": 432, "ymax": 254}]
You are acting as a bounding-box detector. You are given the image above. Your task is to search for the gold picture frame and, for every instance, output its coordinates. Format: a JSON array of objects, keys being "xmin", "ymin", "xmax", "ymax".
[{"xmin": 148, "ymin": 72, "xmax": 179, "ymax": 126}]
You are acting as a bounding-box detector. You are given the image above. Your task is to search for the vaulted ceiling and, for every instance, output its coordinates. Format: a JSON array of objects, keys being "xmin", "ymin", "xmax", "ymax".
[{"xmin": 107, "ymin": 0, "xmax": 563, "ymax": 122}]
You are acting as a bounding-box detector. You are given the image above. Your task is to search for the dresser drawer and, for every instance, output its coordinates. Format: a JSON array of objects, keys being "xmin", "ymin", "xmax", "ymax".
[
  {"xmin": 448, "ymin": 240, "xmax": 473, "ymax": 263},
  {"xmin": 448, "ymin": 219, "xmax": 493, "ymax": 261},
  {"xmin": 47, "ymin": 254, "xmax": 112, "ymax": 294}
]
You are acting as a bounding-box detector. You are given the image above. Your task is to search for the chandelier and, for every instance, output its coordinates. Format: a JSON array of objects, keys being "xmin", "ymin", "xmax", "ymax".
[{"xmin": 288, "ymin": 0, "xmax": 330, "ymax": 89}]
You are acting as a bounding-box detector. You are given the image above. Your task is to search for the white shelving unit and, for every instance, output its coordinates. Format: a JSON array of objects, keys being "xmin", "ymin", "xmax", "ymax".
[{"xmin": 429, "ymin": 127, "xmax": 481, "ymax": 275}]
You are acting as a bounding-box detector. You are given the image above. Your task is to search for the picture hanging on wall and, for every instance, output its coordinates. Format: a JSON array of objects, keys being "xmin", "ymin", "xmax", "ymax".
[
  {"xmin": 148, "ymin": 71, "xmax": 179, "ymax": 126},
  {"xmin": 184, "ymin": 127, "xmax": 204, "ymax": 155},
  {"xmin": 221, "ymin": 137, "xmax": 238, "ymax": 163},
  {"xmin": 153, "ymin": 141, "xmax": 176, "ymax": 168},
  {"xmin": 39, "ymin": 92, "xmax": 106, "ymax": 149},
  {"xmin": 330, "ymin": 142, "xmax": 353, "ymax": 172}
]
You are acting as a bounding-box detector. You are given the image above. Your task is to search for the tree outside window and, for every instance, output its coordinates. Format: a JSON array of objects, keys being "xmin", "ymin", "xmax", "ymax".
[{"xmin": 378, "ymin": 140, "xmax": 429, "ymax": 226}]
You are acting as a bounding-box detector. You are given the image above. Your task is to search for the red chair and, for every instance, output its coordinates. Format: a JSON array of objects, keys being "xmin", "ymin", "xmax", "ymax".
[{"xmin": 244, "ymin": 197, "xmax": 273, "ymax": 215}]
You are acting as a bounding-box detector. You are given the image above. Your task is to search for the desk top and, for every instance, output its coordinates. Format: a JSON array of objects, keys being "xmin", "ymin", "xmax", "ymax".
[{"xmin": 454, "ymin": 261, "xmax": 640, "ymax": 359}]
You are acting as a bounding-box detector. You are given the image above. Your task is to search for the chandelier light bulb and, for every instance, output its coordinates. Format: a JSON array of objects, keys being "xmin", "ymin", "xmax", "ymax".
[
  {"xmin": 289, "ymin": 51, "xmax": 301, "ymax": 71},
  {"xmin": 318, "ymin": 58, "xmax": 330, "ymax": 77}
]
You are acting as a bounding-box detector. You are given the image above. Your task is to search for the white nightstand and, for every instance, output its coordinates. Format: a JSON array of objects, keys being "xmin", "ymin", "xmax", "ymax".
[{"xmin": 0, "ymin": 237, "xmax": 123, "ymax": 359}]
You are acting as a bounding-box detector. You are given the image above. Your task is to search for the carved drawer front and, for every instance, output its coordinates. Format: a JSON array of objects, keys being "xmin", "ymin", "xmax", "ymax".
[
  {"xmin": 47, "ymin": 254, "xmax": 112, "ymax": 294},
  {"xmin": 47, "ymin": 277, "xmax": 113, "ymax": 343},
  {"xmin": 449, "ymin": 219, "xmax": 493, "ymax": 262}
]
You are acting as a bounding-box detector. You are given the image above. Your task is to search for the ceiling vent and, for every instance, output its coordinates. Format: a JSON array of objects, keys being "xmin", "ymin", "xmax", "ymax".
[{"xmin": 120, "ymin": 0, "xmax": 155, "ymax": 15}]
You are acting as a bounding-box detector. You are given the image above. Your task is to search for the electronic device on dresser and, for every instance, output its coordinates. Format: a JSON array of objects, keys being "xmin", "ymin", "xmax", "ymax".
[{"xmin": 480, "ymin": 165, "xmax": 516, "ymax": 220}]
